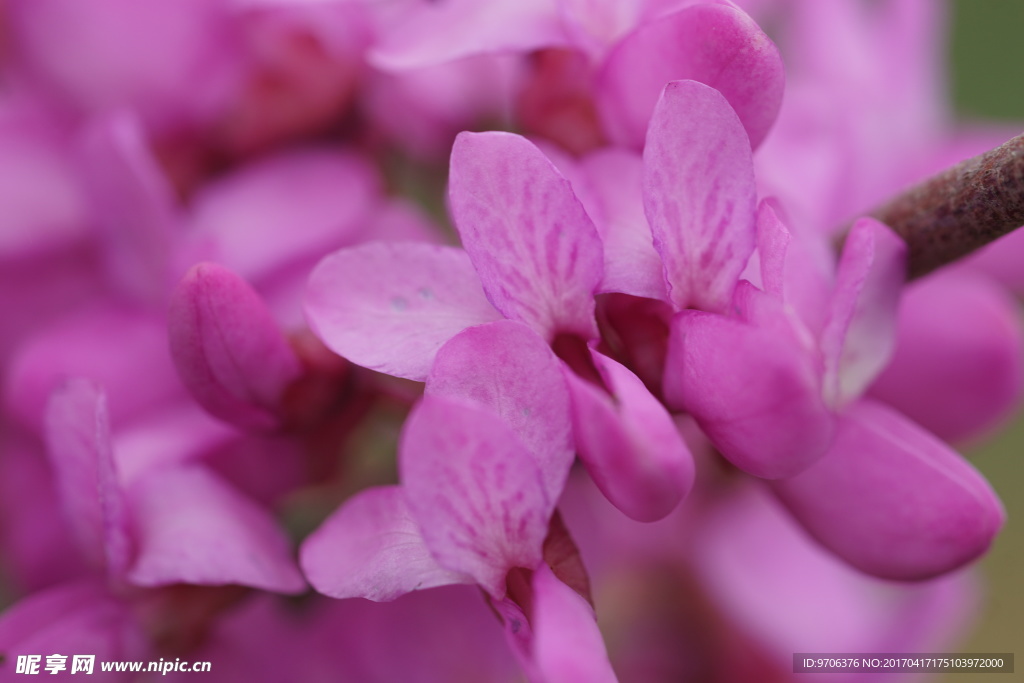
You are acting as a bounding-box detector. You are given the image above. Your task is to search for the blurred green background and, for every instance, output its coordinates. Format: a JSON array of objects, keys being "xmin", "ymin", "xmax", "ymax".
[{"xmin": 946, "ymin": 0, "xmax": 1023, "ymax": 675}]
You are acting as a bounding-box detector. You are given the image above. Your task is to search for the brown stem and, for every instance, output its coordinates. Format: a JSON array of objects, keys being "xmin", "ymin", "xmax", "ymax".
[{"xmin": 860, "ymin": 132, "xmax": 1024, "ymax": 279}]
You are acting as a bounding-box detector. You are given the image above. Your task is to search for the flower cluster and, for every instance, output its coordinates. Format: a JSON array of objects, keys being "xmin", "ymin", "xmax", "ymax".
[{"xmin": 0, "ymin": 1, "xmax": 1021, "ymax": 681}]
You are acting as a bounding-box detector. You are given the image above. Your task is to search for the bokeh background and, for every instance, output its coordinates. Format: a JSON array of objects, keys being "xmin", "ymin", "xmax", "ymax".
[{"xmin": 945, "ymin": 0, "xmax": 1024, "ymax": 673}]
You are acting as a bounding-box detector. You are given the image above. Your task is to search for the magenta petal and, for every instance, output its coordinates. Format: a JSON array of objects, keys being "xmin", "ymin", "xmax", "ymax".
[
  {"xmin": 532, "ymin": 564, "xmax": 618, "ymax": 683},
  {"xmin": 300, "ymin": 486, "xmax": 470, "ymax": 602},
  {"xmin": 305, "ymin": 242, "xmax": 502, "ymax": 381},
  {"xmin": 184, "ymin": 149, "xmax": 380, "ymax": 287},
  {"xmin": 755, "ymin": 200, "xmax": 790, "ymax": 298},
  {"xmin": 449, "ymin": 131, "xmax": 604, "ymax": 340},
  {"xmin": 642, "ymin": 80, "xmax": 757, "ymax": 314},
  {"xmin": 820, "ymin": 218, "xmax": 907, "ymax": 407},
  {"xmin": 43, "ymin": 378, "xmax": 131, "ymax": 577},
  {"xmin": 772, "ymin": 400, "xmax": 1004, "ymax": 581},
  {"xmin": 126, "ymin": 465, "xmax": 305, "ymax": 593},
  {"xmin": 664, "ymin": 309, "xmax": 835, "ymax": 479},
  {"xmin": 427, "ymin": 320, "xmax": 574, "ymax": 502},
  {"xmin": 168, "ymin": 262, "xmax": 302, "ymax": 432},
  {"xmin": 78, "ymin": 112, "xmax": 178, "ymax": 306},
  {"xmin": 399, "ymin": 396, "xmax": 553, "ymax": 598},
  {"xmin": 566, "ymin": 351, "xmax": 693, "ymax": 522},
  {"xmin": 597, "ymin": 3, "xmax": 784, "ymax": 150},
  {"xmin": 869, "ymin": 270, "xmax": 1024, "ymax": 443},
  {"xmin": 369, "ymin": 0, "xmax": 566, "ymax": 70}
]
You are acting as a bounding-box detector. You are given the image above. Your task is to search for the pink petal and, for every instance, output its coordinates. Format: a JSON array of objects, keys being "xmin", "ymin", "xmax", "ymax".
[
  {"xmin": 449, "ymin": 131, "xmax": 604, "ymax": 340},
  {"xmin": 77, "ymin": 111, "xmax": 178, "ymax": 306},
  {"xmin": 426, "ymin": 320, "xmax": 574, "ymax": 502},
  {"xmin": 183, "ymin": 149, "xmax": 380, "ymax": 287},
  {"xmin": 126, "ymin": 464, "xmax": 306, "ymax": 593},
  {"xmin": 597, "ymin": 3, "xmax": 784, "ymax": 150},
  {"xmin": 754, "ymin": 199, "xmax": 790, "ymax": 298},
  {"xmin": 369, "ymin": 0, "xmax": 566, "ymax": 70},
  {"xmin": 532, "ymin": 564, "xmax": 618, "ymax": 683},
  {"xmin": 565, "ymin": 351, "xmax": 693, "ymax": 522},
  {"xmin": 5, "ymin": 304, "xmax": 182, "ymax": 432},
  {"xmin": 304, "ymin": 242, "xmax": 502, "ymax": 381},
  {"xmin": 663, "ymin": 307, "xmax": 835, "ymax": 479},
  {"xmin": 577, "ymin": 149, "xmax": 667, "ymax": 300},
  {"xmin": 642, "ymin": 80, "xmax": 757, "ymax": 314},
  {"xmin": 820, "ymin": 218, "xmax": 906, "ymax": 407},
  {"xmin": 869, "ymin": 270, "xmax": 1024, "ymax": 444},
  {"xmin": 43, "ymin": 378, "xmax": 131, "ymax": 577},
  {"xmin": 300, "ymin": 486, "xmax": 470, "ymax": 602},
  {"xmin": 772, "ymin": 399, "xmax": 1005, "ymax": 581},
  {"xmin": 7, "ymin": 0, "xmax": 237, "ymax": 130},
  {"xmin": 399, "ymin": 395, "xmax": 553, "ymax": 598},
  {"xmin": 168, "ymin": 262, "xmax": 302, "ymax": 432}
]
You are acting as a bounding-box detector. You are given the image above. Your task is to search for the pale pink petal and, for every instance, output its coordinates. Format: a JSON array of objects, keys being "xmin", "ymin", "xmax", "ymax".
[
  {"xmin": 577, "ymin": 149, "xmax": 667, "ymax": 300},
  {"xmin": 183, "ymin": 149, "xmax": 380, "ymax": 287},
  {"xmin": 43, "ymin": 378, "xmax": 131, "ymax": 577},
  {"xmin": 369, "ymin": 0, "xmax": 566, "ymax": 70},
  {"xmin": 772, "ymin": 399, "xmax": 1004, "ymax": 581},
  {"xmin": 427, "ymin": 320, "xmax": 573, "ymax": 502},
  {"xmin": 300, "ymin": 486, "xmax": 470, "ymax": 602},
  {"xmin": 449, "ymin": 131, "xmax": 604, "ymax": 340},
  {"xmin": 399, "ymin": 396, "xmax": 553, "ymax": 598},
  {"xmin": 126, "ymin": 465, "xmax": 305, "ymax": 593},
  {"xmin": 597, "ymin": 3, "xmax": 784, "ymax": 150},
  {"xmin": 77, "ymin": 111, "xmax": 178, "ymax": 306},
  {"xmin": 304, "ymin": 242, "xmax": 502, "ymax": 381},
  {"xmin": 869, "ymin": 270, "xmax": 1024, "ymax": 443},
  {"xmin": 663, "ymin": 308, "xmax": 835, "ymax": 479},
  {"xmin": 168, "ymin": 262, "xmax": 302, "ymax": 432},
  {"xmin": 532, "ymin": 564, "xmax": 618, "ymax": 683},
  {"xmin": 820, "ymin": 218, "xmax": 907, "ymax": 407},
  {"xmin": 565, "ymin": 351, "xmax": 693, "ymax": 522},
  {"xmin": 642, "ymin": 80, "xmax": 757, "ymax": 313}
]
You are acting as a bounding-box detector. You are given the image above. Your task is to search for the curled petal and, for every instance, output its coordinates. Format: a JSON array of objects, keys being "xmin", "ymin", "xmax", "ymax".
[
  {"xmin": 400, "ymin": 396, "xmax": 553, "ymax": 598},
  {"xmin": 566, "ymin": 351, "xmax": 693, "ymax": 522},
  {"xmin": 427, "ymin": 320, "xmax": 574, "ymax": 502},
  {"xmin": 127, "ymin": 465, "xmax": 306, "ymax": 593},
  {"xmin": 304, "ymin": 242, "xmax": 502, "ymax": 381},
  {"xmin": 772, "ymin": 400, "xmax": 1004, "ymax": 581},
  {"xmin": 44, "ymin": 378, "xmax": 131, "ymax": 577},
  {"xmin": 642, "ymin": 80, "xmax": 757, "ymax": 313},
  {"xmin": 168, "ymin": 262, "xmax": 302, "ymax": 432},
  {"xmin": 820, "ymin": 218, "xmax": 906, "ymax": 407},
  {"xmin": 869, "ymin": 270, "xmax": 1024, "ymax": 443},
  {"xmin": 532, "ymin": 564, "xmax": 618, "ymax": 683},
  {"xmin": 597, "ymin": 3, "xmax": 784, "ymax": 150},
  {"xmin": 664, "ymin": 307, "xmax": 835, "ymax": 479},
  {"xmin": 449, "ymin": 131, "xmax": 604, "ymax": 340},
  {"xmin": 301, "ymin": 486, "xmax": 470, "ymax": 602}
]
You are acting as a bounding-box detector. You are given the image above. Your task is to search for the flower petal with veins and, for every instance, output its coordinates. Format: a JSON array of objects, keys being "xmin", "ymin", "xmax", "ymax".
[
  {"xmin": 427, "ymin": 319, "xmax": 573, "ymax": 502},
  {"xmin": 305, "ymin": 242, "xmax": 502, "ymax": 381},
  {"xmin": 643, "ymin": 80, "xmax": 757, "ymax": 313},
  {"xmin": 449, "ymin": 131, "xmax": 604, "ymax": 340},
  {"xmin": 399, "ymin": 395, "xmax": 553, "ymax": 598},
  {"xmin": 300, "ymin": 486, "xmax": 470, "ymax": 602}
]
